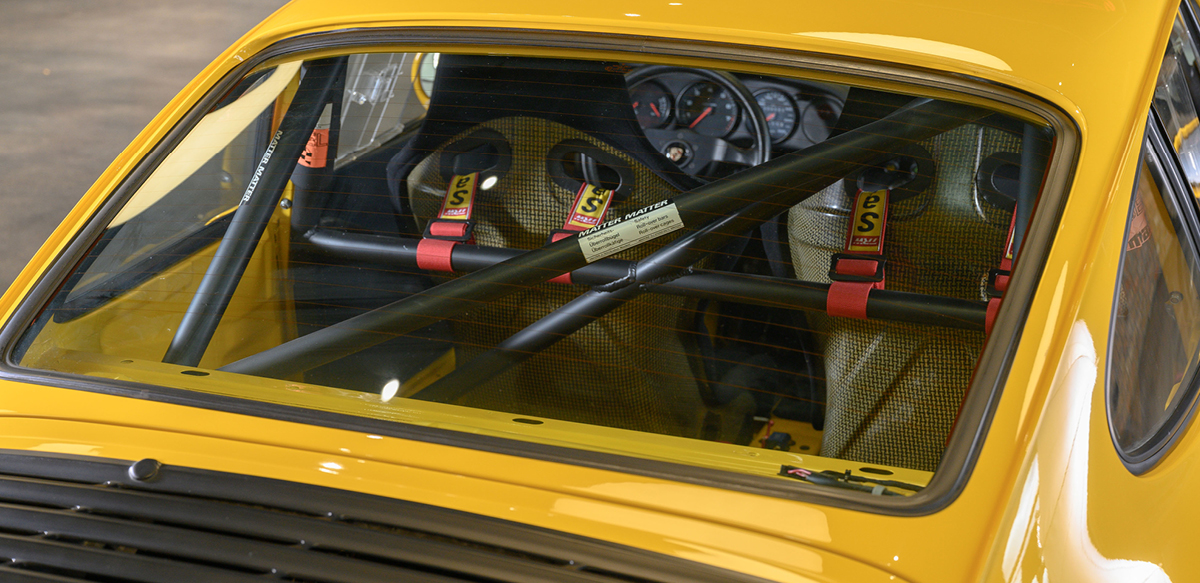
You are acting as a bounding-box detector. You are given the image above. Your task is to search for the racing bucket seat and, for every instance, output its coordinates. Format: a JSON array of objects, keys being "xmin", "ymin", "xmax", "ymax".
[
  {"xmin": 788, "ymin": 91, "xmax": 1032, "ymax": 471},
  {"xmin": 386, "ymin": 56, "xmax": 754, "ymax": 439}
]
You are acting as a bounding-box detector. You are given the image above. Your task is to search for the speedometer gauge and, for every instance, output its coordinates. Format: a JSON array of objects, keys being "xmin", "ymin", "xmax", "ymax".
[
  {"xmin": 630, "ymin": 82, "xmax": 672, "ymax": 129},
  {"xmin": 679, "ymin": 82, "xmax": 738, "ymax": 137},
  {"xmin": 754, "ymin": 89, "xmax": 798, "ymax": 143}
]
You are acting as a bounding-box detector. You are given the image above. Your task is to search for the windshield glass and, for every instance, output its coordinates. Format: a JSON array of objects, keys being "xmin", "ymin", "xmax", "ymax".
[{"xmin": 13, "ymin": 50, "xmax": 1055, "ymax": 495}]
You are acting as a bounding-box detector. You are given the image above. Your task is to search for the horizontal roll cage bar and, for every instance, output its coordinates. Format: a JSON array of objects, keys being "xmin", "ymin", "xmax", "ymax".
[{"xmin": 305, "ymin": 228, "xmax": 987, "ymax": 329}]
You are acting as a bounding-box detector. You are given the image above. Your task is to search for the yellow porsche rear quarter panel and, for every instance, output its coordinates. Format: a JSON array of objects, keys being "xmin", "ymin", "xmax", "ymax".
[{"xmin": 0, "ymin": 382, "xmax": 904, "ymax": 583}]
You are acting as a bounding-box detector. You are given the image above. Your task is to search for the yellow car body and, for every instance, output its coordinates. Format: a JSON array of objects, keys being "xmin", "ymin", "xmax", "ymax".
[{"xmin": 0, "ymin": 0, "xmax": 1195, "ymax": 582}]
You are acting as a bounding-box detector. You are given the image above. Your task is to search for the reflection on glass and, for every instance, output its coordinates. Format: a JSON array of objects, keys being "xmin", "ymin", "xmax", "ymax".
[
  {"xmin": 339, "ymin": 53, "xmax": 427, "ymax": 165},
  {"xmin": 1110, "ymin": 154, "xmax": 1200, "ymax": 456},
  {"xmin": 1153, "ymin": 14, "xmax": 1200, "ymax": 196}
]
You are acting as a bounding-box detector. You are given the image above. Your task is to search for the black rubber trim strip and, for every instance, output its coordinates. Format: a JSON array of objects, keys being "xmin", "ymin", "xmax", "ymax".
[
  {"xmin": 0, "ymin": 477, "xmax": 621, "ymax": 583},
  {"xmin": 0, "ymin": 450, "xmax": 777, "ymax": 583},
  {"xmin": 0, "ymin": 533, "xmax": 265, "ymax": 583},
  {"xmin": 0, "ymin": 28, "xmax": 1080, "ymax": 518}
]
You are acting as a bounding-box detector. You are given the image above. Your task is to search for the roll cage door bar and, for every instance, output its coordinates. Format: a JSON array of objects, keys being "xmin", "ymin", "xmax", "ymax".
[{"xmin": 164, "ymin": 57, "xmax": 348, "ymax": 367}]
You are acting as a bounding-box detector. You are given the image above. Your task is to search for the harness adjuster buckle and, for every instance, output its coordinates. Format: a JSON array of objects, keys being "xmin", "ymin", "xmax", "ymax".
[
  {"xmin": 986, "ymin": 268, "xmax": 1011, "ymax": 299},
  {"xmin": 423, "ymin": 218, "xmax": 475, "ymax": 243},
  {"xmin": 828, "ymin": 252, "xmax": 886, "ymax": 283}
]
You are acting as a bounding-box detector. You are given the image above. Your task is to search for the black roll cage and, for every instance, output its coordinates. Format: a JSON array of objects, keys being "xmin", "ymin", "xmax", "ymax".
[{"xmin": 209, "ymin": 91, "xmax": 992, "ymax": 379}]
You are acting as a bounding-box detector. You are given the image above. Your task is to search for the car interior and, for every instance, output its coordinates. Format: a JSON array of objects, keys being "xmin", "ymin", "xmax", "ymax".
[{"xmin": 14, "ymin": 51, "xmax": 1055, "ymax": 480}]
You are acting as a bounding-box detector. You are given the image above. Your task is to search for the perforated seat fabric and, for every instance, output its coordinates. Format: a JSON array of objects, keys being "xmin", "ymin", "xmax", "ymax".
[
  {"xmin": 408, "ymin": 116, "xmax": 725, "ymax": 438},
  {"xmin": 788, "ymin": 124, "xmax": 1019, "ymax": 471}
]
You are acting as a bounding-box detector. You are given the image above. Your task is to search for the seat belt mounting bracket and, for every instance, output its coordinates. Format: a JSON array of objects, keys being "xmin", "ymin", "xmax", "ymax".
[
  {"xmin": 423, "ymin": 218, "xmax": 475, "ymax": 243},
  {"xmin": 828, "ymin": 252, "xmax": 886, "ymax": 283}
]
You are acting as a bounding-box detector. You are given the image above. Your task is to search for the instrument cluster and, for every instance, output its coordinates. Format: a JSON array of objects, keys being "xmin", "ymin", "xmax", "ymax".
[{"xmin": 629, "ymin": 70, "xmax": 847, "ymax": 154}]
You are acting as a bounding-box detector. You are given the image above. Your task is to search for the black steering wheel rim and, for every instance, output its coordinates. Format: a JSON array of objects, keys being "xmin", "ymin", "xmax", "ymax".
[{"xmin": 625, "ymin": 65, "xmax": 771, "ymax": 179}]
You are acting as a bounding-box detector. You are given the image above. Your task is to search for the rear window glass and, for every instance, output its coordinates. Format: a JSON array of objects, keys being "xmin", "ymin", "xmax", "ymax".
[{"xmin": 13, "ymin": 51, "xmax": 1055, "ymax": 496}]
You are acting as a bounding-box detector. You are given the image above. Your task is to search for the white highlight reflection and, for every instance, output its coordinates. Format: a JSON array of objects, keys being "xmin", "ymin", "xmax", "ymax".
[
  {"xmin": 1004, "ymin": 321, "xmax": 1171, "ymax": 581},
  {"xmin": 381, "ymin": 379, "xmax": 400, "ymax": 402}
]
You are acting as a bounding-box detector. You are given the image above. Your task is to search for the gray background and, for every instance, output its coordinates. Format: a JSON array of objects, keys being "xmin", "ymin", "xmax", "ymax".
[{"xmin": 0, "ymin": 0, "xmax": 287, "ymax": 292}]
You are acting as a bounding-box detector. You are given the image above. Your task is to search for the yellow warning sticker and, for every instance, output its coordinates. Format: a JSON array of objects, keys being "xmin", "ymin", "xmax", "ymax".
[
  {"xmin": 845, "ymin": 190, "xmax": 888, "ymax": 253},
  {"xmin": 564, "ymin": 184, "xmax": 614, "ymax": 230},
  {"xmin": 439, "ymin": 173, "xmax": 478, "ymax": 219},
  {"xmin": 298, "ymin": 129, "xmax": 330, "ymax": 168}
]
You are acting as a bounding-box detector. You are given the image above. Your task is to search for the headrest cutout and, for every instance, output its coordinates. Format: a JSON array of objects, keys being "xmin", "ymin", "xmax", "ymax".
[
  {"xmin": 546, "ymin": 140, "xmax": 636, "ymax": 200},
  {"xmin": 842, "ymin": 143, "xmax": 935, "ymax": 204},
  {"xmin": 975, "ymin": 152, "xmax": 1021, "ymax": 211},
  {"xmin": 436, "ymin": 129, "xmax": 512, "ymax": 183}
]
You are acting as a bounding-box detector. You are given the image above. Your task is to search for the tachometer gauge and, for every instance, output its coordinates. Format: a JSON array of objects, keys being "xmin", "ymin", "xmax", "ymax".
[
  {"xmin": 630, "ymin": 82, "xmax": 673, "ymax": 129},
  {"xmin": 678, "ymin": 82, "xmax": 738, "ymax": 137},
  {"xmin": 754, "ymin": 89, "xmax": 798, "ymax": 143}
]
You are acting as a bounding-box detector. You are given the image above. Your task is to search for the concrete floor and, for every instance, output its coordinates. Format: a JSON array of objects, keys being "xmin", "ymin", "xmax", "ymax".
[{"xmin": 0, "ymin": 0, "xmax": 286, "ymax": 292}]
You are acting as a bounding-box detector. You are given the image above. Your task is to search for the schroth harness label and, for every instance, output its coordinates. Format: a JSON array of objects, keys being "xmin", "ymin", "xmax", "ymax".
[
  {"xmin": 577, "ymin": 199, "xmax": 683, "ymax": 262},
  {"xmin": 564, "ymin": 184, "xmax": 614, "ymax": 230},
  {"xmin": 438, "ymin": 173, "xmax": 479, "ymax": 219},
  {"xmin": 845, "ymin": 189, "xmax": 889, "ymax": 253}
]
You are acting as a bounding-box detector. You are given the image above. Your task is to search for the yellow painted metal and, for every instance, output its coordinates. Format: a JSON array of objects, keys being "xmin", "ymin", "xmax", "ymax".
[
  {"xmin": 23, "ymin": 183, "xmax": 294, "ymax": 371},
  {"xmin": 29, "ymin": 347, "xmax": 931, "ymax": 487},
  {"xmin": 0, "ymin": 0, "xmax": 1196, "ymax": 581},
  {"xmin": 975, "ymin": 127, "xmax": 1200, "ymax": 581},
  {"xmin": 411, "ymin": 52, "xmax": 434, "ymax": 106},
  {"xmin": 398, "ymin": 348, "xmax": 456, "ymax": 398},
  {"xmin": 107, "ymin": 62, "xmax": 302, "ymax": 228},
  {"xmin": 0, "ymin": 392, "xmax": 907, "ymax": 583}
]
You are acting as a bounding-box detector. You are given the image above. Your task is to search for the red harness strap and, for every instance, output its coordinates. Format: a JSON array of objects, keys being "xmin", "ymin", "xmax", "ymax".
[
  {"xmin": 548, "ymin": 183, "xmax": 615, "ymax": 284},
  {"xmin": 416, "ymin": 173, "xmax": 480, "ymax": 272},
  {"xmin": 985, "ymin": 209, "xmax": 1017, "ymax": 335},
  {"xmin": 827, "ymin": 189, "xmax": 889, "ymax": 319}
]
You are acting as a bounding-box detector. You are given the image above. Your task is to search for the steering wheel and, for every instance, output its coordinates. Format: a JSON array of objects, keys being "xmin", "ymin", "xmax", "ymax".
[{"xmin": 626, "ymin": 66, "xmax": 771, "ymax": 178}]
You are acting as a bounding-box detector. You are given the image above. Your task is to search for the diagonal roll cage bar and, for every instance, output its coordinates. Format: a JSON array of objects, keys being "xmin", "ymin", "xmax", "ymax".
[{"xmin": 221, "ymin": 97, "xmax": 990, "ymax": 379}]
